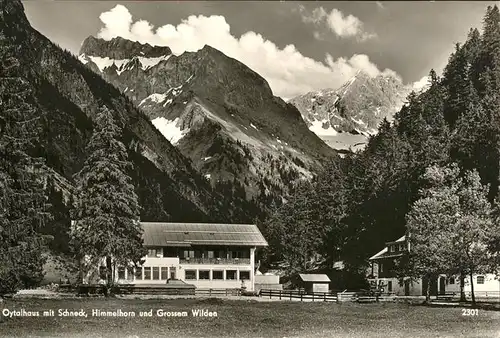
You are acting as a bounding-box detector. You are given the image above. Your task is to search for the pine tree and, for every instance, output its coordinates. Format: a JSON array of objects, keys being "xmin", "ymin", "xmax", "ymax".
[
  {"xmin": 464, "ymin": 28, "xmax": 482, "ymax": 89},
  {"xmin": 264, "ymin": 181, "xmax": 324, "ymax": 273},
  {"xmin": 71, "ymin": 105, "xmax": 145, "ymax": 289},
  {"xmin": 442, "ymin": 45, "xmax": 470, "ymax": 126},
  {"xmin": 0, "ymin": 49, "xmax": 51, "ymax": 295},
  {"xmin": 477, "ymin": 5, "xmax": 500, "ymax": 95}
]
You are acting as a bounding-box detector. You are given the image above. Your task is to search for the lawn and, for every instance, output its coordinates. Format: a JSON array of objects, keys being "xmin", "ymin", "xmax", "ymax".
[{"xmin": 0, "ymin": 298, "xmax": 499, "ymax": 337}]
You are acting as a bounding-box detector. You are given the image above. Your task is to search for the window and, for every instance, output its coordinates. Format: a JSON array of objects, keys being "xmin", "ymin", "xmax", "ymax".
[
  {"xmin": 212, "ymin": 271, "xmax": 224, "ymax": 280},
  {"xmin": 477, "ymin": 276, "xmax": 485, "ymax": 284},
  {"xmin": 199, "ymin": 270, "xmax": 210, "ymax": 280},
  {"xmin": 99, "ymin": 266, "xmax": 107, "ymax": 280},
  {"xmin": 161, "ymin": 267, "xmax": 168, "ymax": 280},
  {"xmin": 134, "ymin": 266, "xmax": 143, "ymax": 280},
  {"xmin": 185, "ymin": 270, "xmax": 196, "ymax": 280},
  {"xmin": 152, "ymin": 267, "xmax": 160, "ymax": 280},
  {"xmin": 147, "ymin": 248, "xmax": 162, "ymax": 257},
  {"xmin": 144, "ymin": 267, "xmax": 152, "ymax": 280},
  {"xmin": 389, "ymin": 245, "xmax": 394, "ymax": 252},
  {"xmin": 118, "ymin": 267, "xmax": 126, "ymax": 280},
  {"xmin": 127, "ymin": 267, "xmax": 134, "ymax": 281},
  {"xmin": 207, "ymin": 251, "xmax": 214, "ymax": 259},
  {"xmin": 163, "ymin": 248, "xmax": 177, "ymax": 257},
  {"xmin": 388, "ymin": 281, "xmax": 393, "ymax": 292},
  {"xmin": 449, "ymin": 277, "xmax": 455, "ymax": 285},
  {"xmin": 226, "ymin": 270, "xmax": 237, "ymax": 280},
  {"xmin": 183, "ymin": 250, "xmax": 195, "ymax": 259},
  {"xmin": 379, "ymin": 263, "xmax": 384, "ymax": 273},
  {"xmin": 240, "ymin": 271, "xmax": 250, "ymax": 280}
]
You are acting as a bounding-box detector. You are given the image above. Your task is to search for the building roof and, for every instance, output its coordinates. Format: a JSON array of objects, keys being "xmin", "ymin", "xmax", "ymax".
[
  {"xmin": 369, "ymin": 235, "xmax": 406, "ymax": 261},
  {"xmin": 141, "ymin": 222, "xmax": 268, "ymax": 247},
  {"xmin": 298, "ymin": 274, "xmax": 331, "ymax": 283},
  {"xmin": 385, "ymin": 235, "xmax": 406, "ymax": 245}
]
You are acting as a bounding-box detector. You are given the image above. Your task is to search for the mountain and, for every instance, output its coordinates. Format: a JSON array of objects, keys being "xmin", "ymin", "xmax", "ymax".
[
  {"xmin": 0, "ymin": 0, "xmax": 256, "ymax": 241},
  {"xmin": 289, "ymin": 71, "xmax": 412, "ymax": 152},
  {"xmin": 78, "ymin": 36, "xmax": 337, "ymax": 200}
]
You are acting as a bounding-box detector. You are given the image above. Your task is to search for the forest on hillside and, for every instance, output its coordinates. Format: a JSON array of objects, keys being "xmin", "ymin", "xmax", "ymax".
[{"xmin": 262, "ymin": 5, "xmax": 500, "ymax": 289}]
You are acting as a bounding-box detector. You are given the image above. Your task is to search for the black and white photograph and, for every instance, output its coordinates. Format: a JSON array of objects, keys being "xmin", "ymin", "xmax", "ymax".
[{"xmin": 1, "ymin": 0, "xmax": 499, "ymax": 337}]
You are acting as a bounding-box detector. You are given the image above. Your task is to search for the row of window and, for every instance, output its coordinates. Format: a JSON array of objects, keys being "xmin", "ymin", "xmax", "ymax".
[
  {"xmin": 388, "ymin": 243, "xmax": 406, "ymax": 253},
  {"xmin": 184, "ymin": 269, "xmax": 250, "ymax": 281},
  {"xmin": 114, "ymin": 266, "xmax": 176, "ymax": 281},
  {"xmin": 112, "ymin": 267, "xmax": 251, "ymax": 281},
  {"xmin": 147, "ymin": 247, "xmax": 250, "ymax": 259},
  {"xmin": 448, "ymin": 276, "xmax": 485, "ymax": 284}
]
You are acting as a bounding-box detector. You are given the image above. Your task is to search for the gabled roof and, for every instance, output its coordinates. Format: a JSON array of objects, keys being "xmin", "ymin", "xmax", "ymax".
[
  {"xmin": 386, "ymin": 235, "xmax": 406, "ymax": 245},
  {"xmin": 141, "ymin": 222, "xmax": 268, "ymax": 247},
  {"xmin": 299, "ymin": 274, "xmax": 331, "ymax": 282},
  {"xmin": 369, "ymin": 247, "xmax": 388, "ymax": 261},
  {"xmin": 369, "ymin": 235, "xmax": 406, "ymax": 261}
]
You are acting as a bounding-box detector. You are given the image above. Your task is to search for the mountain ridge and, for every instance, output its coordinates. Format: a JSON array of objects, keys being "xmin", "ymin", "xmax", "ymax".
[
  {"xmin": 78, "ymin": 35, "xmax": 337, "ymax": 200},
  {"xmin": 289, "ymin": 70, "xmax": 413, "ymax": 151},
  {"xmin": 0, "ymin": 0, "xmax": 256, "ymax": 227}
]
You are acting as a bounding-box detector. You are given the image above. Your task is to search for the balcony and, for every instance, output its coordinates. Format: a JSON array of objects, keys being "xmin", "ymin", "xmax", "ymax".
[{"xmin": 179, "ymin": 257, "xmax": 251, "ymax": 265}]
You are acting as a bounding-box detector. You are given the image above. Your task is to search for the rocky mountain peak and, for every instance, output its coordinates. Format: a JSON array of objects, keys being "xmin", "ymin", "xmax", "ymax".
[
  {"xmin": 290, "ymin": 70, "xmax": 411, "ymax": 152},
  {"xmin": 80, "ymin": 36, "xmax": 172, "ymax": 59},
  {"xmin": 76, "ymin": 35, "xmax": 336, "ymax": 200}
]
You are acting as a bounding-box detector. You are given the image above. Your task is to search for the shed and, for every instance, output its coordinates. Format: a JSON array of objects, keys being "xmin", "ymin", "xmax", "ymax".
[{"xmin": 298, "ymin": 274, "xmax": 331, "ymax": 293}]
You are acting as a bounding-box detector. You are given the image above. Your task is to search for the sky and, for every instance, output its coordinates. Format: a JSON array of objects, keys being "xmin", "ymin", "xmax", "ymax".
[{"xmin": 22, "ymin": 1, "xmax": 497, "ymax": 100}]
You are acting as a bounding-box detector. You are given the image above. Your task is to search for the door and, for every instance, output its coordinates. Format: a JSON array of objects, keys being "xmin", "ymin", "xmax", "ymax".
[
  {"xmin": 439, "ymin": 276, "xmax": 446, "ymax": 295},
  {"xmin": 404, "ymin": 280, "xmax": 410, "ymax": 296},
  {"xmin": 422, "ymin": 276, "xmax": 439, "ymax": 296},
  {"xmin": 170, "ymin": 267, "xmax": 176, "ymax": 279}
]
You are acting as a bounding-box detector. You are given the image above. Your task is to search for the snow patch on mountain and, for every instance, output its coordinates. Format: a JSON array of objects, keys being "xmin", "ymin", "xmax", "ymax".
[
  {"xmin": 78, "ymin": 53, "xmax": 89, "ymax": 65},
  {"xmin": 139, "ymin": 93, "xmax": 168, "ymax": 107},
  {"xmin": 309, "ymin": 120, "xmax": 338, "ymax": 136},
  {"xmin": 151, "ymin": 117, "xmax": 188, "ymax": 145},
  {"xmin": 79, "ymin": 54, "xmax": 171, "ymax": 73}
]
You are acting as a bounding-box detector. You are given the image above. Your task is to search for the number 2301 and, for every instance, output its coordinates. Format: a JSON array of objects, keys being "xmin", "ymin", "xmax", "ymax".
[{"xmin": 462, "ymin": 309, "xmax": 479, "ymax": 316}]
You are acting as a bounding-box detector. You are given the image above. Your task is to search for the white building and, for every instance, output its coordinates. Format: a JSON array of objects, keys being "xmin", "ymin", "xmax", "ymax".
[
  {"xmin": 113, "ymin": 222, "xmax": 268, "ymax": 291},
  {"xmin": 367, "ymin": 235, "xmax": 500, "ymax": 298}
]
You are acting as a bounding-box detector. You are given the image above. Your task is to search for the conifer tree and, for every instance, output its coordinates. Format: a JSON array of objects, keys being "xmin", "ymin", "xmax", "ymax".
[
  {"xmin": 71, "ymin": 105, "xmax": 145, "ymax": 289},
  {"xmin": 0, "ymin": 51, "xmax": 51, "ymax": 295}
]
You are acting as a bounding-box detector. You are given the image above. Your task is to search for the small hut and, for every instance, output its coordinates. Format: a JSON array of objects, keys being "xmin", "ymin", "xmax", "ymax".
[{"xmin": 298, "ymin": 274, "xmax": 331, "ymax": 293}]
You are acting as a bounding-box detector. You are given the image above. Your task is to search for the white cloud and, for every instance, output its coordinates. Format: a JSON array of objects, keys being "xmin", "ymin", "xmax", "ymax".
[
  {"xmin": 412, "ymin": 75, "xmax": 431, "ymax": 91},
  {"xmin": 298, "ymin": 6, "xmax": 377, "ymax": 42},
  {"xmin": 96, "ymin": 5, "xmax": 394, "ymax": 99}
]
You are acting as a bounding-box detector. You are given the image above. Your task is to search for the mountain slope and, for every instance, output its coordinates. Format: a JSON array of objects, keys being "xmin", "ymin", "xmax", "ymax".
[
  {"xmin": 0, "ymin": 0, "xmax": 253, "ymax": 227},
  {"xmin": 78, "ymin": 37, "xmax": 337, "ymax": 200},
  {"xmin": 289, "ymin": 71, "xmax": 412, "ymax": 152}
]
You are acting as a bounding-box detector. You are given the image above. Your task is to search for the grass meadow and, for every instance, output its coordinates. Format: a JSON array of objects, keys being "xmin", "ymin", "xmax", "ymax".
[{"xmin": 0, "ymin": 297, "xmax": 499, "ymax": 337}]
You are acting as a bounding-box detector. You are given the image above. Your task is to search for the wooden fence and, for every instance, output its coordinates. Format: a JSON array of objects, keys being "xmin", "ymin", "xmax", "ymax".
[
  {"xmin": 195, "ymin": 288, "xmax": 242, "ymax": 296},
  {"xmin": 259, "ymin": 289, "xmax": 399, "ymax": 303},
  {"xmin": 259, "ymin": 289, "xmax": 339, "ymax": 302}
]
